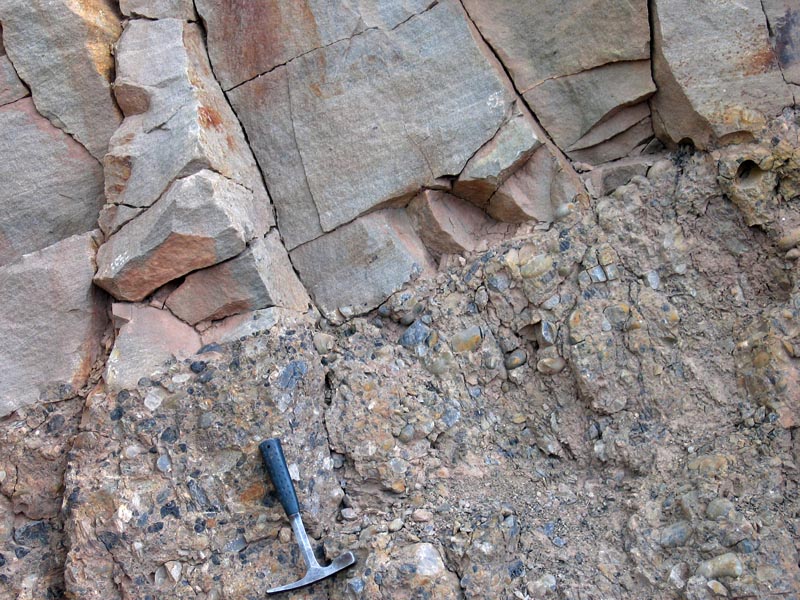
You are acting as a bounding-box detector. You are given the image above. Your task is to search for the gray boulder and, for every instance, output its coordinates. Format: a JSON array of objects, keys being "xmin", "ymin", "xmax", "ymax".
[
  {"xmin": 0, "ymin": 0, "xmax": 122, "ymax": 159},
  {"xmin": 290, "ymin": 209, "xmax": 434, "ymax": 321},
  {"xmin": 0, "ymin": 232, "xmax": 107, "ymax": 417},
  {"xmin": 0, "ymin": 97, "xmax": 104, "ymax": 265},
  {"xmin": 95, "ymin": 170, "xmax": 262, "ymax": 302}
]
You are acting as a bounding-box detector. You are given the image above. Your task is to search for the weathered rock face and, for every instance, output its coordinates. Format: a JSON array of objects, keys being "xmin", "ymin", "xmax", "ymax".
[
  {"xmin": 95, "ymin": 170, "xmax": 263, "ymax": 302},
  {"xmin": 227, "ymin": 0, "xmax": 515, "ymax": 248},
  {"xmin": 0, "ymin": 97, "xmax": 104, "ymax": 265},
  {"xmin": 64, "ymin": 317, "xmax": 344, "ymax": 599},
  {"xmin": 651, "ymin": 0, "xmax": 796, "ymax": 148},
  {"xmin": 290, "ymin": 209, "xmax": 435, "ymax": 321},
  {"xmin": 0, "ymin": 26, "xmax": 27, "ymax": 107},
  {"xmin": 762, "ymin": 0, "xmax": 800, "ymax": 86},
  {"xmin": 462, "ymin": 0, "xmax": 655, "ymax": 159},
  {"xmin": 0, "ymin": 0, "xmax": 122, "ymax": 159},
  {"xmin": 105, "ymin": 18, "xmax": 272, "ymax": 222},
  {"xmin": 165, "ymin": 230, "xmax": 310, "ymax": 325},
  {"xmin": 195, "ymin": 0, "xmax": 438, "ymax": 91},
  {"xmin": 0, "ymin": 232, "xmax": 107, "ymax": 417}
]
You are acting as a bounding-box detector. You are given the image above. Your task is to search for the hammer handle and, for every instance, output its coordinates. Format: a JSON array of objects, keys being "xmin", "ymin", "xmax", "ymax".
[{"xmin": 260, "ymin": 438, "xmax": 300, "ymax": 517}]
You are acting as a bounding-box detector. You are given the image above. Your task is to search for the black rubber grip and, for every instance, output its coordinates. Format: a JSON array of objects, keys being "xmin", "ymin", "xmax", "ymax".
[{"xmin": 259, "ymin": 438, "xmax": 300, "ymax": 517}]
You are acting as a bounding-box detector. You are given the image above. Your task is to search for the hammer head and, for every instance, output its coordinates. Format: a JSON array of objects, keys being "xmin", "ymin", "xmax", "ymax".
[{"xmin": 267, "ymin": 550, "xmax": 356, "ymax": 594}]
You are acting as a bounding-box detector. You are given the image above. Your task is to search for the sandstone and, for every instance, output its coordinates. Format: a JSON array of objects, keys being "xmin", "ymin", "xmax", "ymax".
[
  {"xmin": 762, "ymin": 0, "xmax": 800, "ymax": 85},
  {"xmin": 651, "ymin": 0, "xmax": 795, "ymax": 148},
  {"xmin": 454, "ymin": 106, "xmax": 542, "ymax": 205},
  {"xmin": 462, "ymin": 0, "xmax": 650, "ymax": 92},
  {"xmin": 0, "ymin": 54, "xmax": 27, "ymax": 106},
  {"xmin": 0, "ymin": 0, "xmax": 121, "ymax": 159},
  {"xmin": 95, "ymin": 170, "xmax": 261, "ymax": 302},
  {"xmin": 0, "ymin": 232, "xmax": 107, "ymax": 416},
  {"xmin": 569, "ymin": 115, "xmax": 655, "ymax": 165},
  {"xmin": 195, "ymin": 0, "xmax": 436, "ymax": 91},
  {"xmin": 0, "ymin": 97, "xmax": 104, "ymax": 265},
  {"xmin": 105, "ymin": 303, "xmax": 201, "ymax": 390},
  {"xmin": 488, "ymin": 146, "xmax": 557, "ymax": 223},
  {"xmin": 119, "ymin": 0, "xmax": 195, "ymax": 20},
  {"xmin": 407, "ymin": 190, "xmax": 497, "ymax": 259},
  {"xmin": 165, "ymin": 230, "xmax": 310, "ymax": 325},
  {"xmin": 290, "ymin": 209, "xmax": 434, "ymax": 321},
  {"xmin": 97, "ymin": 204, "xmax": 143, "ymax": 237},
  {"xmin": 106, "ymin": 18, "xmax": 271, "ymax": 228},
  {"xmin": 229, "ymin": 0, "xmax": 514, "ymax": 247},
  {"xmin": 523, "ymin": 60, "xmax": 656, "ymax": 149}
]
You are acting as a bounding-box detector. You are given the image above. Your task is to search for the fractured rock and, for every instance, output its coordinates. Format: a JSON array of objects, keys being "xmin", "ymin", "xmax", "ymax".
[
  {"xmin": 462, "ymin": 0, "xmax": 654, "ymax": 150},
  {"xmin": 95, "ymin": 170, "xmax": 262, "ymax": 302},
  {"xmin": 119, "ymin": 0, "xmax": 195, "ymax": 20},
  {"xmin": 585, "ymin": 156, "xmax": 658, "ymax": 198},
  {"xmin": 0, "ymin": 232, "xmax": 107, "ymax": 417},
  {"xmin": 651, "ymin": 0, "xmax": 795, "ymax": 148},
  {"xmin": 407, "ymin": 190, "xmax": 499, "ymax": 259},
  {"xmin": 567, "ymin": 102, "xmax": 655, "ymax": 164},
  {"xmin": 105, "ymin": 303, "xmax": 201, "ymax": 390},
  {"xmin": 105, "ymin": 18, "xmax": 271, "ymax": 229},
  {"xmin": 0, "ymin": 0, "xmax": 122, "ymax": 159},
  {"xmin": 0, "ymin": 54, "xmax": 27, "ymax": 106},
  {"xmin": 165, "ymin": 230, "xmax": 310, "ymax": 325},
  {"xmin": 290, "ymin": 209, "xmax": 435, "ymax": 321},
  {"xmin": 0, "ymin": 97, "xmax": 104, "ymax": 265},
  {"xmin": 762, "ymin": 0, "xmax": 800, "ymax": 85},
  {"xmin": 523, "ymin": 60, "xmax": 655, "ymax": 150},
  {"xmin": 196, "ymin": 0, "xmax": 437, "ymax": 91},
  {"xmin": 454, "ymin": 105, "xmax": 542, "ymax": 205},
  {"xmin": 229, "ymin": 0, "xmax": 514, "ymax": 247},
  {"xmin": 487, "ymin": 145, "xmax": 559, "ymax": 223}
]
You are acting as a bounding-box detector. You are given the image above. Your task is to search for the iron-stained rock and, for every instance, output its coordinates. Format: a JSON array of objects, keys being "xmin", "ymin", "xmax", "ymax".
[
  {"xmin": 165, "ymin": 230, "xmax": 310, "ymax": 325},
  {"xmin": 95, "ymin": 170, "xmax": 262, "ymax": 302},
  {"xmin": 0, "ymin": 0, "xmax": 122, "ymax": 159},
  {"xmin": 651, "ymin": 0, "xmax": 795, "ymax": 148},
  {"xmin": 0, "ymin": 97, "xmax": 104, "ymax": 265},
  {"xmin": 290, "ymin": 209, "xmax": 434, "ymax": 321},
  {"xmin": 105, "ymin": 303, "xmax": 201, "ymax": 390},
  {"xmin": 0, "ymin": 232, "xmax": 107, "ymax": 417}
]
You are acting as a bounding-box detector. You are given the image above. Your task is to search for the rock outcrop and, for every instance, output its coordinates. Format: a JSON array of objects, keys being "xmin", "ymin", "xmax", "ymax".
[{"xmin": 0, "ymin": 232, "xmax": 107, "ymax": 417}]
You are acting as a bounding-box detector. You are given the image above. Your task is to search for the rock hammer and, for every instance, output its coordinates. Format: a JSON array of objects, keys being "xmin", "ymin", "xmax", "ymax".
[{"xmin": 259, "ymin": 438, "xmax": 356, "ymax": 594}]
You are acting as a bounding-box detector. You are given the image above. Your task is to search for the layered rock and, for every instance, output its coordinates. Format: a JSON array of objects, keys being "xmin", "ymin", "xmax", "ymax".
[
  {"xmin": 462, "ymin": 0, "xmax": 655, "ymax": 161},
  {"xmin": 290, "ymin": 209, "xmax": 434, "ymax": 320},
  {"xmin": 0, "ymin": 232, "xmax": 107, "ymax": 417},
  {"xmin": 651, "ymin": 0, "xmax": 795, "ymax": 147},
  {"xmin": 95, "ymin": 170, "xmax": 263, "ymax": 302},
  {"xmin": 165, "ymin": 231, "xmax": 310, "ymax": 325},
  {"xmin": 227, "ymin": 0, "xmax": 515, "ymax": 249},
  {"xmin": 0, "ymin": 97, "xmax": 104, "ymax": 265},
  {"xmin": 0, "ymin": 0, "xmax": 122, "ymax": 159},
  {"xmin": 119, "ymin": 0, "xmax": 195, "ymax": 20},
  {"xmin": 105, "ymin": 18, "xmax": 271, "ymax": 222}
]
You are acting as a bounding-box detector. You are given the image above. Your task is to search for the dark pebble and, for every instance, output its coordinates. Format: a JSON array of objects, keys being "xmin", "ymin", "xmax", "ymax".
[
  {"xmin": 398, "ymin": 320, "xmax": 431, "ymax": 348},
  {"xmin": 190, "ymin": 361, "xmax": 207, "ymax": 373},
  {"xmin": 98, "ymin": 531, "xmax": 119, "ymax": 551},
  {"xmin": 160, "ymin": 501, "xmax": 181, "ymax": 519},
  {"xmin": 146, "ymin": 522, "xmax": 164, "ymax": 533},
  {"xmin": 198, "ymin": 371, "xmax": 214, "ymax": 384},
  {"xmin": 508, "ymin": 559, "xmax": 525, "ymax": 579},
  {"xmin": 13, "ymin": 520, "xmax": 49, "ymax": 546},
  {"xmin": 110, "ymin": 407, "xmax": 124, "ymax": 421},
  {"xmin": 14, "ymin": 547, "xmax": 30, "ymax": 559},
  {"xmin": 197, "ymin": 343, "xmax": 223, "ymax": 354},
  {"xmin": 160, "ymin": 427, "xmax": 179, "ymax": 444},
  {"xmin": 45, "ymin": 414, "xmax": 66, "ymax": 433},
  {"xmin": 277, "ymin": 361, "xmax": 308, "ymax": 389},
  {"xmin": 0, "ymin": 553, "xmax": 5, "ymax": 566},
  {"xmin": 194, "ymin": 518, "xmax": 206, "ymax": 533}
]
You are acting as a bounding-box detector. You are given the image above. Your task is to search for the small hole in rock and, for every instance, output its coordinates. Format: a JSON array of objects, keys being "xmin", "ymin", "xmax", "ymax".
[{"xmin": 736, "ymin": 160, "xmax": 764, "ymax": 187}]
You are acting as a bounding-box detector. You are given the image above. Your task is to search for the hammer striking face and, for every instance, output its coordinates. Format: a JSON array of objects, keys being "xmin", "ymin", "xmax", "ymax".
[{"xmin": 259, "ymin": 438, "xmax": 356, "ymax": 594}]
